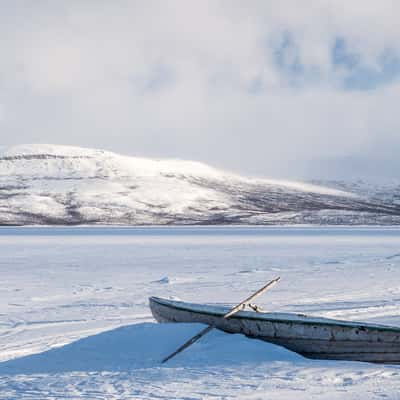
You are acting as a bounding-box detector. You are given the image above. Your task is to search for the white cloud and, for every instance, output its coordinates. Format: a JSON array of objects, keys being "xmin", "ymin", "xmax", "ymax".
[{"xmin": 1, "ymin": 0, "xmax": 400, "ymax": 179}]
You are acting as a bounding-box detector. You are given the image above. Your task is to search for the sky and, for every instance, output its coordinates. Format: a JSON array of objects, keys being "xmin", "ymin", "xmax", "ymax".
[{"xmin": 1, "ymin": 1, "xmax": 400, "ymax": 180}]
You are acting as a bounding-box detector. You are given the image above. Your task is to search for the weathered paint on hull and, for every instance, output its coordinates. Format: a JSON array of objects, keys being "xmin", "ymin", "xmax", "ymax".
[{"xmin": 149, "ymin": 297, "xmax": 400, "ymax": 364}]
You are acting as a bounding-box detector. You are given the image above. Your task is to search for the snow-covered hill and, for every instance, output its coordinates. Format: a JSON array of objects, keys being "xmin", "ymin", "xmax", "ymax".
[{"xmin": 1, "ymin": 144, "xmax": 400, "ymax": 225}]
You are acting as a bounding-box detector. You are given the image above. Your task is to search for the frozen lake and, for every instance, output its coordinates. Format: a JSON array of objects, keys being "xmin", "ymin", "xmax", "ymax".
[{"xmin": 1, "ymin": 227, "xmax": 400, "ymax": 399}]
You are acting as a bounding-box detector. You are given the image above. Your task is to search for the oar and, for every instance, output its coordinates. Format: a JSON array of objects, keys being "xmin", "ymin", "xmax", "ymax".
[{"xmin": 161, "ymin": 276, "xmax": 280, "ymax": 363}]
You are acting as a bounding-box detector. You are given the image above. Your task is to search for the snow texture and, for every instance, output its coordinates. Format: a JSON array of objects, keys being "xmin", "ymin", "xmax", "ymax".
[
  {"xmin": 1, "ymin": 227, "xmax": 400, "ymax": 399},
  {"xmin": 2, "ymin": 144, "xmax": 400, "ymax": 225}
]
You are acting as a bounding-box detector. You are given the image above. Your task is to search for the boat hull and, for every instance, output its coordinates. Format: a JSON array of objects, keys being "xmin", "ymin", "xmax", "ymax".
[{"xmin": 149, "ymin": 296, "xmax": 400, "ymax": 364}]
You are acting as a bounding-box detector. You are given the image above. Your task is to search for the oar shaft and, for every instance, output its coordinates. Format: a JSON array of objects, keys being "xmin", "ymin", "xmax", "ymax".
[
  {"xmin": 161, "ymin": 276, "xmax": 280, "ymax": 363},
  {"xmin": 162, "ymin": 325, "xmax": 214, "ymax": 363},
  {"xmin": 223, "ymin": 277, "xmax": 280, "ymax": 319}
]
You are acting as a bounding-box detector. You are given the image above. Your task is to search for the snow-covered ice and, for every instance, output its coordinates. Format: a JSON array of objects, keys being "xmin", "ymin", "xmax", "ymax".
[{"xmin": 1, "ymin": 226, "xmax": 400, "ymax": 399}]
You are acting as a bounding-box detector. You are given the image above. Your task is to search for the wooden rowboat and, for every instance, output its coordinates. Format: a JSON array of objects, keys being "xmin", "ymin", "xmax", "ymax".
[{"xmin": 150, "ymin": 296, "xmax": 400, "ymax": 364}]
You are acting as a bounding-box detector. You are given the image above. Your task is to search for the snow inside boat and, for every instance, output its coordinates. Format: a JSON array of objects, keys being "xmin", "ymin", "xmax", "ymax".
[{"xmin": 150, "ymin": 296, "xmax": 400, "ymax": 364}]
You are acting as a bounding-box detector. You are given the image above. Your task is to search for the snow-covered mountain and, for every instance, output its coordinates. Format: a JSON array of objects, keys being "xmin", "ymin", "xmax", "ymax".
[{"xmin": 1, "ymin": 144, "xmax": 400, "ymax": 225}]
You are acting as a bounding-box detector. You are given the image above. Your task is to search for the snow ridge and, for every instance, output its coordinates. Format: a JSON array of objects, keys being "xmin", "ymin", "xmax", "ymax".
[{"xmin": 1, "ymin": 144, "xmax": 400, "ymax": 225}]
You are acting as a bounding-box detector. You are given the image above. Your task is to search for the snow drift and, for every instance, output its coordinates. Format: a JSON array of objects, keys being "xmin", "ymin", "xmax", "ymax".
[
  {"xmin": 0, "ymin": 322, "xmax": 301, "ymax": 374},
  {"xmin": 1, "ymin": 144, "xmax": 400, "ymax": 225}
]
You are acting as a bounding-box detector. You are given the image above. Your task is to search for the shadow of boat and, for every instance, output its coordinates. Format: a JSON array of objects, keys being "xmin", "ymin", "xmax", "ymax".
[{"xmin": 0, "ymin": 322, "xmax": 301, "ymax": 375}]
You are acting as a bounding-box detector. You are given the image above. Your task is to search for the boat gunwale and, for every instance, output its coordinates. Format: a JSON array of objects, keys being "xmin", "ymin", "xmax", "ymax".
[{"xmin": 150, "ymin": 296, "xmax": 400, "ymax": 334}]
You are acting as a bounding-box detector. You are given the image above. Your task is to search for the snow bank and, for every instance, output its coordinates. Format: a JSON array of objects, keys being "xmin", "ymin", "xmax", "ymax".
[{"xmin": 0, "ymin": 323, "xmax": 301, "ymax": 374}]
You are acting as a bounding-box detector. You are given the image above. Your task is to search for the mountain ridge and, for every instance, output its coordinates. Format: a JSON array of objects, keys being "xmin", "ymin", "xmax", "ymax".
[{"xmin": 1, "ymin": 144, "xmax": 400, "ymax": 226}]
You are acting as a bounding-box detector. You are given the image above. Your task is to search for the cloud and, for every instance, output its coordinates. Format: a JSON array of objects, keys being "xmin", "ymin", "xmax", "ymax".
[{"xmin": 1, "ymin": 0, "xmax": 400, "ymax": 179}]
